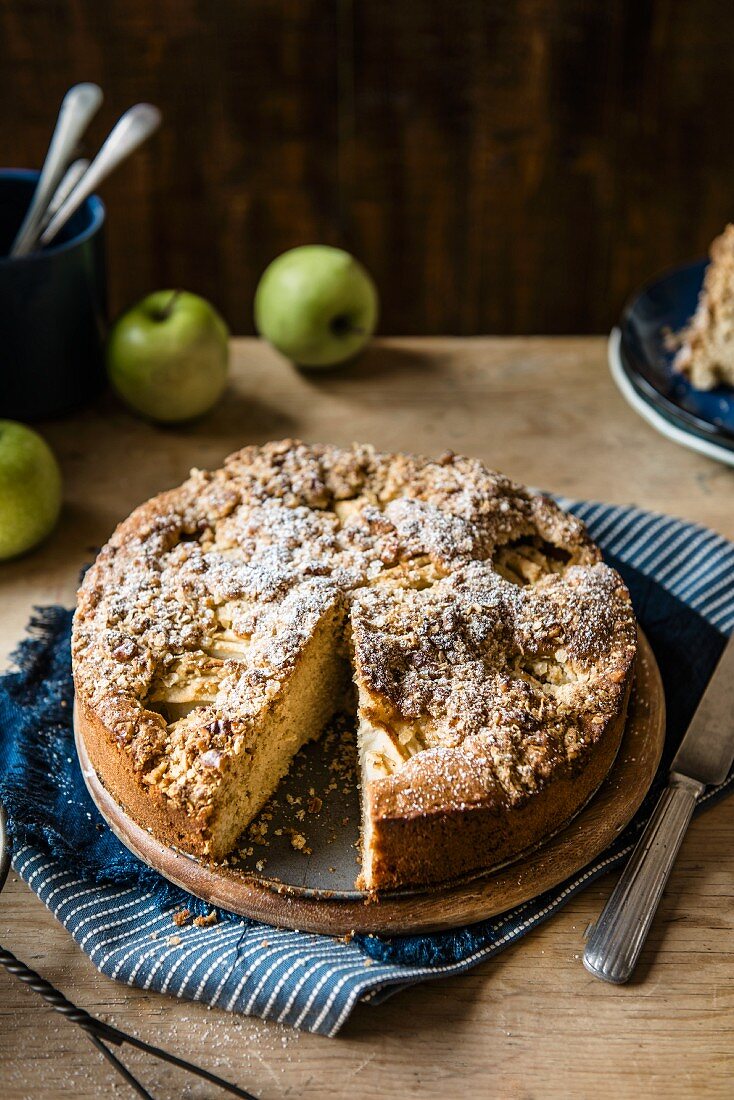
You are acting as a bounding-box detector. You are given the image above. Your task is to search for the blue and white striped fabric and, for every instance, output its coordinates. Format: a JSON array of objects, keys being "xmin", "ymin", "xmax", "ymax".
[
  {"xmin": 4, "ymin": 502, "xmax": 734, "ymax": 1036},
  {"xmin": 564, "ymin": 501, "xmax": 734, "ymax": 632}
]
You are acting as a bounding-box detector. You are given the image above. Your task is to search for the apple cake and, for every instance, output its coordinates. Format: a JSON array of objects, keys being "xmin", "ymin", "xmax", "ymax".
[
  {"xmin": 673, "ymin": 223, "xmax": 734, "ymax": 390},
  {"xmin": 73, "ymin": 440, "xmax": 637, "ymax": 891}
]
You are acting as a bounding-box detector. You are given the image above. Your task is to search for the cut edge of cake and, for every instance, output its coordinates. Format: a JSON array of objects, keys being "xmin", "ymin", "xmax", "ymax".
[
  {"xmin": 77, "ymin": 595, "xmax": 351, "ymax": 862},
  {"xmin": 72, "ymin": 440, "xmax": 637, "ymax": 893}
]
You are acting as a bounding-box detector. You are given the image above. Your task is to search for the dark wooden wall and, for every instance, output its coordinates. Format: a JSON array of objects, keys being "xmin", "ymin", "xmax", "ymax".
[{"xmin": 2, "ymin": 0, "xmax": 734, "ymax": 335}]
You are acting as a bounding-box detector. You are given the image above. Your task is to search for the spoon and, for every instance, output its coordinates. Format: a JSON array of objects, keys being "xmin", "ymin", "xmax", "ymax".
[
  {"xmin": 10, "ymin": 83, "xmax": 102, "ymax": 258},
  {"xmin": 39, "ymin": 158, "xmax": 90, "ymax": 231},
  {"xmin": 39, "ymin": 103, "xmax": 162, "ymax": 249}
]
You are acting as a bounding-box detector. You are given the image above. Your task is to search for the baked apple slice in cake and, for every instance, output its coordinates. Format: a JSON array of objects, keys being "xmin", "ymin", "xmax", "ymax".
[{"xmin": 73, "ymin": 440, "xmax": 636, "ymax": 889}]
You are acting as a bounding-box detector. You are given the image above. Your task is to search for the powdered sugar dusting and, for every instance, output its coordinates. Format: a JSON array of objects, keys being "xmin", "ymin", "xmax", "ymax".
[{"xmin": 72, "ymin": 440, "xmax": 635, "ymax": 825}]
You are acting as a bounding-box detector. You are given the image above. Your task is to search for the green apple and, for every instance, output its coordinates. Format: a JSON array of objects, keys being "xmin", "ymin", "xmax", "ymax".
[
  {"xmin": 0, "ymin": 421, "xmax": 62, "ymax": 561},
  {"xmin": 254, "ymin": 246, "xmax": 378, "ymax": 368},
  {"xmin": 106, "ymin": 290, "xmax": 229, "ymax": 423}
]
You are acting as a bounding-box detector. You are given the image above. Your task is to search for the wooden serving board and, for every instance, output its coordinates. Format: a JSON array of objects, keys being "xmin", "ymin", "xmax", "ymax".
[{"xmin": 75, "ymin": 630, "xmax": 665, "ymax": 935}]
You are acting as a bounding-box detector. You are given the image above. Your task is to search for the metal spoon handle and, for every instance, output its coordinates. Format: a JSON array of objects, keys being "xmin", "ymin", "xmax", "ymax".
[
  {"xmin": 40, "ymin": 158, "xmax": 90, "ymax": 230},
  {"xmin": 10, "ymin": 83, "xmax": 102, "ymax": 257},
  {"xmin": 40, "ymin": 104, "xmax": 161, "ymax": 248}
]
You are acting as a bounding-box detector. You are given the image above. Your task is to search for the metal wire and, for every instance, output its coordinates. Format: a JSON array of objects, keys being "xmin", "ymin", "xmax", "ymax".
[
  {"xmin": 87, "ymin": 1034, "xmax": 155, "ymax": 1100},
  {"xmin": 0, "ymin": 799, "xmax": 259, "ymax": 1099}
]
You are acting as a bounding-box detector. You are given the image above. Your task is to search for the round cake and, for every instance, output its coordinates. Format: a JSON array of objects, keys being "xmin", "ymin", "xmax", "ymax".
[{"xmin": 73, "ymin": 440, "xmax": 637, "ymax": 891}]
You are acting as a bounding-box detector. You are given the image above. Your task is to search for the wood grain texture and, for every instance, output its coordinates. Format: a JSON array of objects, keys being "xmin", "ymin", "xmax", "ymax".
[
  {"xmin": 1, "ymin": 337, "xmax": 733, "ymax": 1096},
  {"xmin": 2, "ymin": 2, "xmax": 734, "ymax": 334},
  {"xmin": 74, "ymin": 632, "xmax": 664, "ymax": 935}
]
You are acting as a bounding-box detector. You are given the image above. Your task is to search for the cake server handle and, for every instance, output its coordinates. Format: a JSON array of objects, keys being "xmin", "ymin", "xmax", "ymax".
[{"xmin": 583, "ymin": 773, "xmax": 702, "ymax": 984}]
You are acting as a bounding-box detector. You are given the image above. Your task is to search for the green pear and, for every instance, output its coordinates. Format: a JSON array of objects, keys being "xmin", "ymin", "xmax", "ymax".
[{"xmin": 0, "ymin": 421, "xmax": 62, "ymax": 560}]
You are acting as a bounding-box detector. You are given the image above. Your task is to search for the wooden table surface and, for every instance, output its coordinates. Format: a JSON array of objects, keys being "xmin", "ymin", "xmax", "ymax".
[{"xmin": 1, "ymin": 338, "xmax": 733, "ymax": 1099}]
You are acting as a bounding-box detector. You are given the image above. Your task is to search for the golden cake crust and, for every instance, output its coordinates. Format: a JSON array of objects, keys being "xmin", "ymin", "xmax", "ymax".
[
  {"xmin": 73, "ymin": 439, "xmax": 637, "ymax": 890},
  {"xmin": 351, "ymin": 558, "xmax": 635, "ymax": 887}
]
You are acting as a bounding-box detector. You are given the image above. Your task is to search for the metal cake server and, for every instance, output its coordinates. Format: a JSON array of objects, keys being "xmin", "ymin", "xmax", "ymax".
[{"xmin": 584, "ymin": 632, "xmax": 734, "ymax": 984}]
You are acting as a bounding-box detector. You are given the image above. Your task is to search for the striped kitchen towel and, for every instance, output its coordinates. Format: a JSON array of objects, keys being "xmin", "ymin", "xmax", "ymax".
[{"xmin": 1, "ymin": 502, "xmax": 733, "ymax": 1036}]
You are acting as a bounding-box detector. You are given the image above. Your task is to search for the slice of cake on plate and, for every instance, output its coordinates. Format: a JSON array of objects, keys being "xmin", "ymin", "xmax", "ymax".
[{"xmin": 674, "ymin": 223, "xmax": 734, "ymax": 389}]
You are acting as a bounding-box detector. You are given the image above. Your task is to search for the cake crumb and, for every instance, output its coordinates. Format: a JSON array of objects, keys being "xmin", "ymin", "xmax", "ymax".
[
  {"xmin": 74, "ymin": 441, "xmax": 634, "ymax": 895},
  {"xmin": 193, "ymin": 910, "xmax": 219, "ymax": 928}
]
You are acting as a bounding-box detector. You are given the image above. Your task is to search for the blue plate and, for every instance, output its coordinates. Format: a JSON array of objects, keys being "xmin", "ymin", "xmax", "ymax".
[
  {"xmin": 619, "ymin": 260, "xmax": 734, "ymax": 443},
  {"xmin": 609, "ymin": 330, "xmax": 734, "ymax": 467},
  {"xmin": 614, "ymin": 341, "xmax": 734, "ymax": 456}
]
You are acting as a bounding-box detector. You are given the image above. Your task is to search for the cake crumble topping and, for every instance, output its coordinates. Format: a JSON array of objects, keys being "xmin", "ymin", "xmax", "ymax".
[{"xmin": 72, "ymin": 440, "xmax": 636, "ymax": 854}]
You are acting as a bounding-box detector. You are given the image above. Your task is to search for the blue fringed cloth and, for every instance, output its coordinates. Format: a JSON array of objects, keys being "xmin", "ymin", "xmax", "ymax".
[{"xmin": 1, "ymin": 502, "xmax": 733, "ymax": 1035}]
